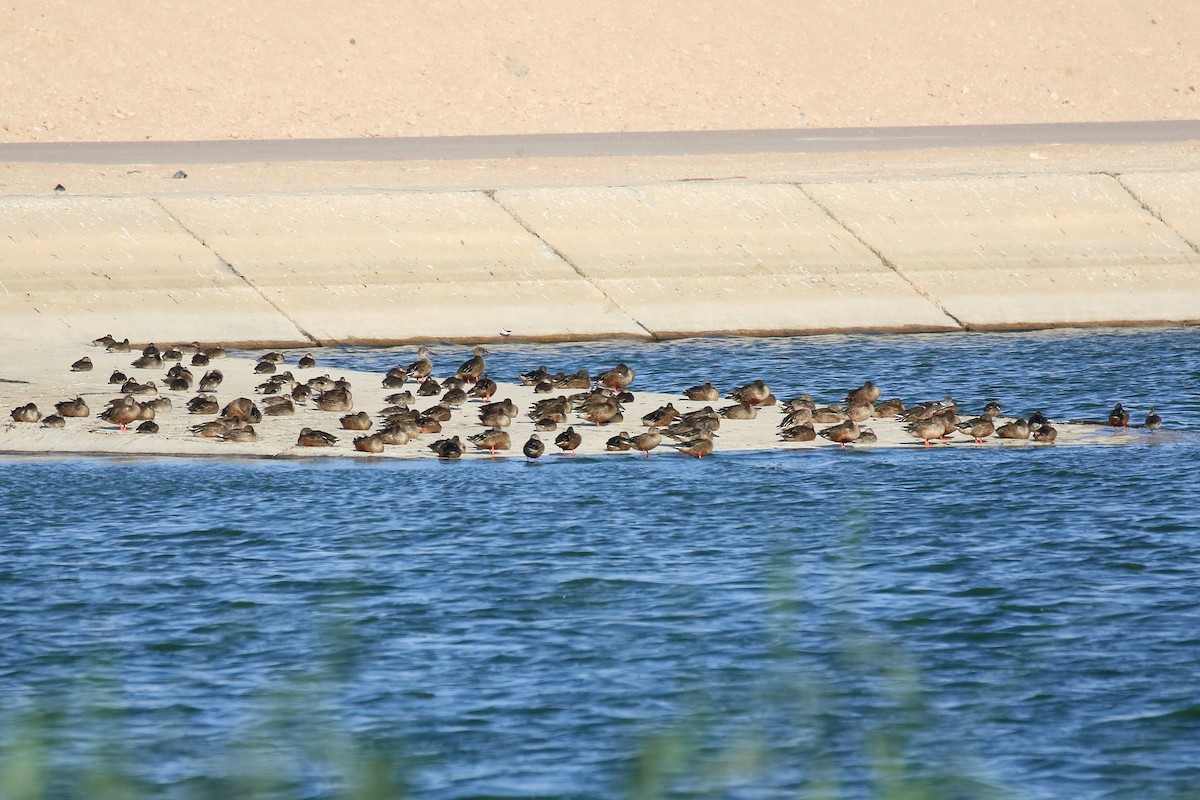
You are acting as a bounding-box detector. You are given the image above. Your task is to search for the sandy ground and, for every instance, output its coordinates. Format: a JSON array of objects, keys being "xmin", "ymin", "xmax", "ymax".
[
  {"xmin": 4, "ymin": 1, "xmax": 1200, "ymax": 144},
  {"xmin": 0, "ymin": 343, "xmax": 1132, "ymax": 461}
]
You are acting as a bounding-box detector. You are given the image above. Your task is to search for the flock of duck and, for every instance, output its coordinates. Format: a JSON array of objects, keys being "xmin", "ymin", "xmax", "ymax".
[{"xmin": 5, "ymin": 334, "xmax": 1165, "ymax": 460}]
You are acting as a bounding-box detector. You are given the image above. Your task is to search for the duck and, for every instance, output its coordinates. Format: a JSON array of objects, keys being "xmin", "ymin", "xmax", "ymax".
[
  {"xmin": 90, "ymin": 333, "xmax": 117, "ymax": 347},
  {"xmin": 297, "ymin": 427, "xmax": 338, "ymax": 447},
  {"xmin": 995, "ymin": 418, "xmax": 1032, "ymax": 440},
  {"xmin": 385, "ymin": 391, "xmax": 415, "ymax": 406},
  {"xmin": 1144, "ymin": 409, "xmax": 1163, "ymax": 432},
  {"xmin": 819, "ymin": 419, "xmax": 861, "ymax": 448},
  {"xmin": 1033, "ymin": 424, "xmax": 1058, "ymax": 443},
  {"xmin": 381, "ymin": 366, "xmax": 408, "ymax": 388},
  {"xmin": 405, "ymin": 346, "xmax": 435, "ymax": 381},
  {"xmin": 428, "ymin": 435, "xmax": 464, "ymax": 459},
  {"xmin": 377, "ymin": 423, "xmax": 411, "ymax": 445},
  {"xmin": 845, "ymin": 399, "xmax": 874, "ymax": 422},
  {"xmin": 857, "ymin": 428, "xmax": 878, "ymax": 445},
  {"xmin": 846, "ymin": 380, "xmax": 882, "ymax": 405},
  {"xmin": 642, "ymin": 403, "xmax": 680, "ymax": 427},
  {"xmin": 469, "ymin": 427, "xmax": 511, "ymax": 455},
  {"xmin": 874, "ymin": 398, "xmax": 906, "ymax": 417},
  {"xmin": 262, "ymin": 398, "xmax": 296, "ymax": 416},
  {"xmin": 130, "ymin": 352, "xmax": 163, "ymax": 370},
  {"xmin": 298, "ymin": 353, "xmax": 317, "ymax": 369},
  {"xmin": 519, "ymin": 366, "xmax": 551, "ymax": 386},
  {"xmin": 1108, "ymin": 403, "xmax": 1131, "ymax": 430},
  {"xmin": 555, "ymin": 370, "xmax": 592, "ymax": 390},
  {"xmin": 315, "ymin": 387, "xmax": 353, "ymax": 412},
  {"xmin": 292, "ymin": 385, "xmax": 313, "ymax": 403},
  {"xmin": 596, "ymin": 363, "xmax": 635, "ymax": 391},
  {"xmin": 718, "ymin": 402, "xmax": 757, "ymax": 421},
  {"xmin": 441, "ymin": 387, "xmax": 468, "ymax": 408},
  {"xmin": 161, "ymin": 347, "xmax": 183, "ymax": 362},
  {"xmin": 672, "ymin": 437, "xmax": 715, "ymax": 459},
  {"xmin": 144, "ymin": 396, "xmax": 172, "ymax": 414},
  {"xmin": 70, "ymin": 356, "xmax": 93, "ymax": 372},
  {"xmin": 120, "ymin": 379, "xmax": 157, "ymax": 395},
  {"xmin": 108, "ymin": 370, "xmax": 127, "ymax": 385},
  {"xmin": 254, "ymin": 359, "xmax": 276, "ymax": 374},
  {"xmin": 522, "ymin": 433, "xmax": 545, "ymax": 460},
  {"xmin": 202, "ymin": 346, "xmax": 227, "ymax": 360},
  {"xmin": 186, "ymin": 395, "xmax": 220, "ymax": 415},
  {"xmin": 340, "ymin": 411, "xmax": 372, "ymax": 431},
  {"xmin": 223, "ymin": 426, "xmax": 260, "ymax": 443},
  {"xmin": 353, "ymin": 434, "xmax": 385, "ymax": 453},
  {"xmin": 98, "ymin": 397, "xmax": 140, "ymax": 430},
  {"xmin": 606, "ymin": 431, "xmax": 633, "ymax": 451},
  {"xmin": 422, "ymin": 403, "xmax": 453, "ymax": 422},
  {"xmin": 468, "ymin": 376, "xmax": 498, "ymax": 400},
  {"xmin": 220, "ymin": 398, "xmax": 261, "ymax": 423},
  {"xmin": 535, "ymin": 417, "xmax": 558, "ymax": 432},
  {"xmin": 981, "ymin": 400, "xmax": 1003, "ymax": 419},
  {"xmin": 106, "ymin": 338, "xmax": 132, "ymax": 353},
  {"xmin": 683, "ymin": 382, "xmax": 720, "ymax": 402},
  {"xmin": 55, "ymin": 397, "xmax": 90, "ymax": 418},
  {"xmin": 190, "ymin": 420, "xmax": 231, "ymax": 438},
  {"xmin": 779, "ymin": 423, "xmax": 816, "ymax": 442},
  {"xmin": 41, "ymin": 413, "xmax": 65, "ymax": 429},
  {"xmin": 578, "ymin": 396, "xmax": 622, "ymax": 426},
  {"xmin": 198, "ymin": 370, "xmax": 224, "ymax": 391},
  {"xmin": 479, "ymin": 407, "xmax": 512, "ymax": 428},
  {"xmin": 190, "ymin": 352, "xmax": 211, "ymax": 366},
  {"xmin": 779, "ymin": 407, "xmax": 814, "ymax": 428},
  {"xmin": 415, "ymin": 378, "xmax": 442, "ymax": 397},
  {"xmin": 555, "ymin": 426, "xmax": 582, "ymax": 455},
  {"xmin": 904, "ymin": 418, "xmax": 945, "ymax": 446},
  {"xmin": 955, "ymin": 417, "xmax": 996, "ymax": 444},
  {"xmin": 135, "ymin": 420, "xmax": 159, "ymax": 434},
  {"xmin": 454, "ymin": 346, "xmax": 489, "ymax": 383},
  {"xmin": 627, "ymin": 427, "xmax": 663, "ymax": 458},
  {"xmin": 728, "ymin": 380, "xmax": 771, "ymax": 406}
]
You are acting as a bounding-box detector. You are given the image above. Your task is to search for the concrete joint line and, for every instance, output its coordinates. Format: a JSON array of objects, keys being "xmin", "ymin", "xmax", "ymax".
[
  {"xmin": 484, "ymin": 190, "xmax": 656, "ymax": 340},
  {"xmin": 792, "ymin": 183, "xmax": 967, "ymax": 331},
  {"xmin": 152, "ymin": 198, "xmax": 320, "ymax": 345},
  {"xmin": 1108, "ymin": 172, "xmax": 1200, "ymax": 259}
]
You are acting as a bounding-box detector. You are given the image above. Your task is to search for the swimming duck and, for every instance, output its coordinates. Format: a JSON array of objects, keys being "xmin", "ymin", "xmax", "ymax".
[
  {"xmin": 596, "ymin": 363, "xmax": 635, "ymax": 391},
  {"xmin": 672, "ymin": 437, "xmax": 715, "ymax": 459},
  {"xmin": 779, "ymin": 423, "xmax": 816, "ymax": 442},
  {"xmin": 454, "ymin": 347, "xmax": 489, "ymax": 383},
  {"xmin": 98, "ymin": 397, "xmax": 140, "ymax": 430},
  {"xmin": 41, "ymin": 414, "xmax": 65, "ymax": 429},
  {"xmin": 995, "ymin": 418, "xmax": 1032, "ymax": 440},
  {"xmin": 683, "ymin": 382, "xmax": 720, "ymax": 402},
  {"xmin": 523, "ymin": 433, "xmax": 545, "ymax": 460},
  {"xmin": 405, "ymin": 347, "xmax": 435, "ymax": 381},
  {"xmin": 1108, "ymin": 403, "xmax": 1131, "ymax": 430},
  {"xmin": 297, "ymin": 428, "xmax": 338, "ymax": 447},
  {"xmin": 955, "ymin": 417, "xmax": 995, "ymax": 444},
  {"xmin": 70, "ymin": 356, "xmax": 93, "ymax": 372},
  {"xmin": 819, "ymin": 419, "xmax": 861, "ymax": 448},
  {"xmin": 55, "ymin": 397, "xmax": 90, "ymax": 418},
  {"xmin": 905, "ymin": 418, "xmax": 945, "ymax": 446},
  {"xmin": 298, "ymin": 353, "xmax": 317, "ymax": 369},
  {"xmin": 353, "ymin": 433, "xmax": 385, "ymax": 453},
  {"xmin": 428, "ymin": 435, "xmax": 464, "ymax": 459},
  {"xmin": 628, "ymin": 427, "xmax": 663, "ymax": 458},
  {"xmin": 555, "ymin": 426, "xmax": 582, "ymax": 455},
  {"xmin": 1144, "ymin": 409, "xmax": 1163, "ymax": 432},
  {"xmin": 340, "ymin": 411, "xmax": 372, "ymax": 430},
  {"xmin": 469, "ymin": 427, "xmax": 511, "ymax": 456}
]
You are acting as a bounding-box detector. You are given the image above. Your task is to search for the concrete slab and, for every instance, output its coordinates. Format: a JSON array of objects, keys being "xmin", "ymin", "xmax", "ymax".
[
  {"xmin": 492, "ymin": 183, "xmax": 959, "ymax": 337},
  {"xmin": 804, "ymin": 173, "xmax": 1200, "ymax": 329},
  {"xmin": 159, "ymin": 192, "xmax": 646, "ymax": 344},
  {"xmin": 1117, "ymin": 171, "xmax": 1200, "ymax": 253},
  {"xmin": 0, "ymin": 197, "xmax": 306, "ymax": 346}
]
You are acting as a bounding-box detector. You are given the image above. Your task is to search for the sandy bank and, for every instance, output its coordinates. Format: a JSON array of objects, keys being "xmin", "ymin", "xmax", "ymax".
[{"xmin": 0, "ymin": 343, "xmax": 1142, "ymax": 461}]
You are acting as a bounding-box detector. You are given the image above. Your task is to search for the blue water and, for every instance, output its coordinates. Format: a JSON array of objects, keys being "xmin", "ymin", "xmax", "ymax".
[{"xmin": 3, "ymin": 327, "xmax": 1200, "ymax": 799}]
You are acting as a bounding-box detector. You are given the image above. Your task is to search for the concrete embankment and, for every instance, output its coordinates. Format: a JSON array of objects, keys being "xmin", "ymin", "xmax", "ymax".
[{"xmin": 2, "ymin": 150, "xmax": 1199, "ymax": 347}]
